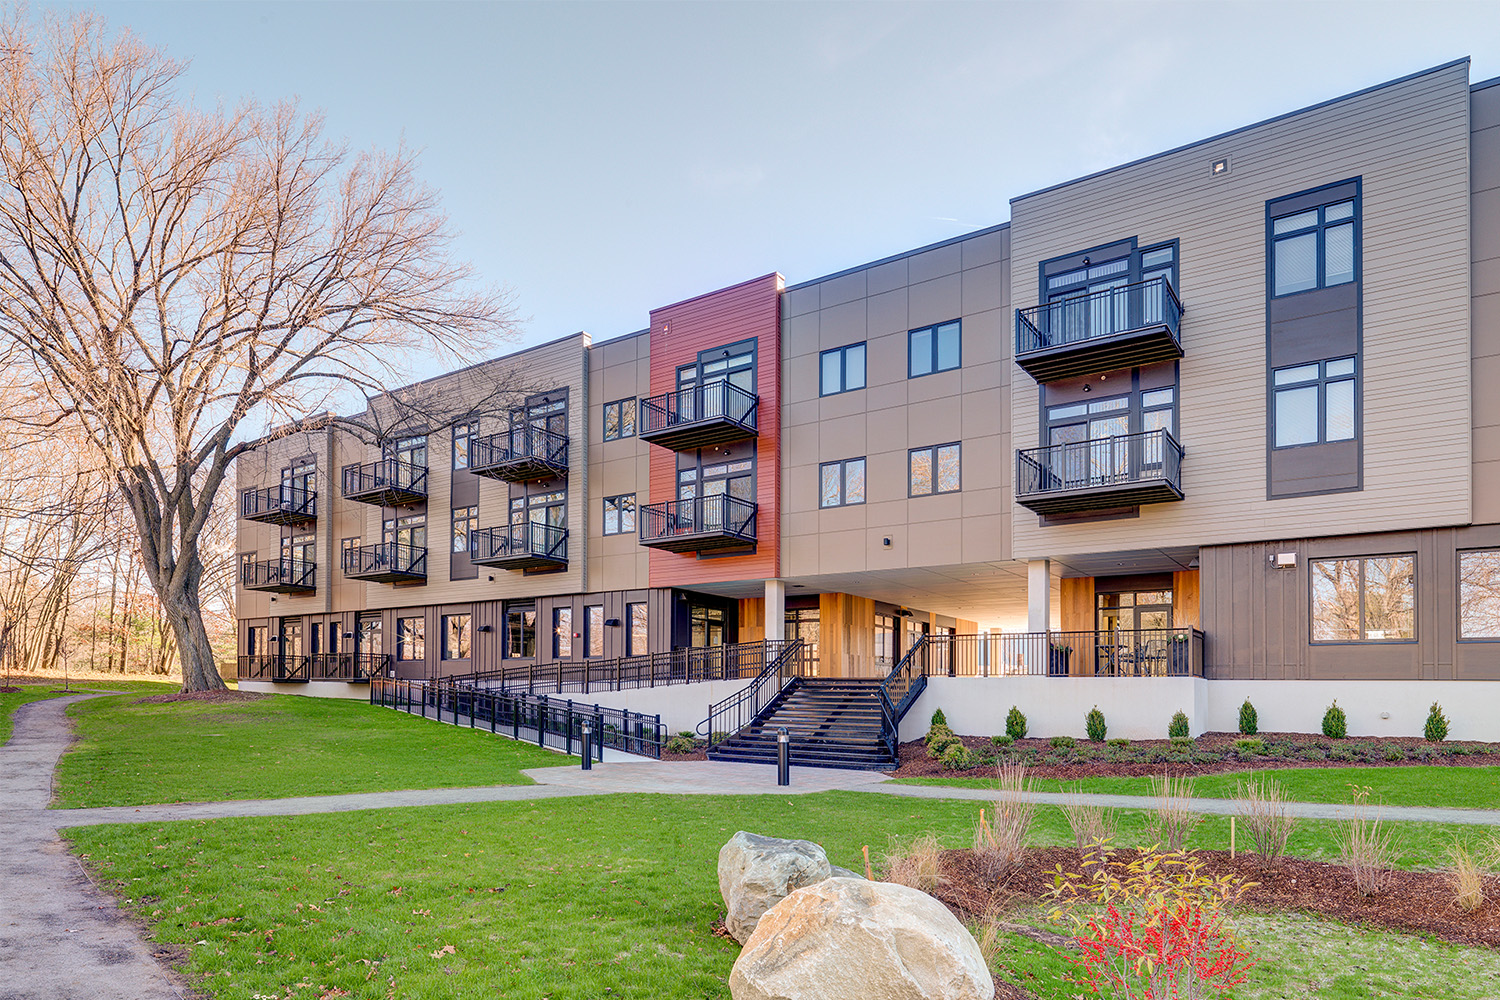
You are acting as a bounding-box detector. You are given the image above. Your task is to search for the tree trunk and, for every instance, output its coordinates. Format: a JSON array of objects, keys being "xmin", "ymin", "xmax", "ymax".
[{"xmin": 165, "ymin": 575, "xmax": 227, "ymax": 692}]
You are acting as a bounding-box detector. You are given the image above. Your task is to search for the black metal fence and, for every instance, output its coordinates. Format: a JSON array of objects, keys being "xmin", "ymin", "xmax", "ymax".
[
  {"xmin": 240, "ymin": 485, "xmax": 316, "ymax": 521},
  {"xmin": 449, "ymin": 639, "xmax": 798, "ymax": 696},
  {"xmin": 342, "ymin": 542, "xmax": 428, "ymax": 579},
  {"xmin": 340, "ymin": 458, "xmax": 428, "ymax": 499},
  {"xmin": 469, "ymin": 427, "xmax": 568, "ymax": 470},
  {"xmin": 639, "ymin": 495, "xmax": 757, "ymax": 545},
  {"xmin": 908, "ymin": 630, "xmax": 1206, "ymax": 678},
  {"xmin": 372, "ymin": 675, "xmax": 664, "ymax": 758},
  {"xmin": 1016, "ymin": 275, "xmax": 1184, "ymax": 355},
  {"xmin": 240, "ymin": 557, "xmax": 315, "ymax": 592},
  {"xmin": 698, "ymin": 640, "xmax": 813, "ymax": 739},
  {"xmin": 640, "ymin": 379, "xmax": 758, "ymax": 435},
  {"xmin": 1016, "ymin": 429, "xmax": 1184, "ymax": 497},
  {"xmin": 237, "ymin": 652, "xmax": 389, "ymax": 682},
  {"xmin": 470, "ymin": 523, "xmax": 568, "ymax": 564}
]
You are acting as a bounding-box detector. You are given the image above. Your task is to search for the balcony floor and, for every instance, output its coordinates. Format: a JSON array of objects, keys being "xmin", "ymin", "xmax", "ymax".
[
  {"xmin": 343, "ymin": 485, "xmax": 428, "ymax": 508},
  {"xmin": 344, "ymin": 568, "xmax": 427, "ymax": 584},
  {"xmin": 1016, "ymin": 323, "xmax": 1183, "ymax": 383},
  {"xmin": 471, "ymin": 551, "xmax": 567, "ymax": 571},
  {"xmin": 470, "ymin": 456, "xmax": 567, "ymax": 484},
  {"xmin": 638, "ymin": 418, "xmax": 757, "ymax": 452},
  {"xmin": 639, "ymin": 530, "xmax": 755, "ymax": 553},
  {"xmin": 242, "ymin": 579, "xmax": 315, "ymax": 595},
  {"xmin": 1017, "ymin": 479, "xmax": 1184, "ymax": 515},
  {"xmin": 241, "ymin": 508, "xmax": 317, "ymax": 527}
]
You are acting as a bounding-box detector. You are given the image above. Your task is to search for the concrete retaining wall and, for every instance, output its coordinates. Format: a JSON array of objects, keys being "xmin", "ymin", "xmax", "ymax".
[{"xmin": 238, "ymin": 680, "xmax": 370, "ymax": 701}]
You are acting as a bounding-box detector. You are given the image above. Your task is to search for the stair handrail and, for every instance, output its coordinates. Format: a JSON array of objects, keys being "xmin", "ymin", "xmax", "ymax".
[
  {"xmin": 877, "ymin": 635, "xmax": 930, "ymax": 762},
  {"xmin": 696, "ymin": 639, "xmax": 804, "ymax": 738}
]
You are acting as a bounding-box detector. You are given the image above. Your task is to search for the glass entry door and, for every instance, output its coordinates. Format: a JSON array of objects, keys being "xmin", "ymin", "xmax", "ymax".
[
  {"xmin": 1096, "ymin": 590, "xmax": 1173, "ymax": 675},
  {"xmin": 785, "ymin": 608, "xmax": 820, "ymax": 675}
]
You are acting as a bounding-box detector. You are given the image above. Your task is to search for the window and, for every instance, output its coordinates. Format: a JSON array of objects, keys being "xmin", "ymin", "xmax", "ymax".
[
  {"xmin": 1312, "ymin": 555, "xmax": 1415, "ymax": 642},
  {"xmin": 388, "ymin": 433, "xmax": 428, "ymax": 468},
  {"xmin": 452, "ymin": 421, "xmax": 477, "ymax": 470},
  {"xmin": 603, "ymin": 398, "xmax": 636, "ymax": 441},
  {"xmin": 340, "ymin": 537, "xmax": 358, "ymax": 573},
  {"xmin": 442, "ymin": 613, "xmax": 471, "ymax": 660},
  {"xmin": 820, "ymin": 343, "xmax": 866, "ymax": 396},
  {"xmin": 819, "ymin": 458, "xmax": 866, "ymax": 508},
  {"xmin": 586, "ymin": 605, "xmax": 604, "ymax": 657},
  {"xmin": 239, "ymin": 552, "xmax": 256, "ymax": 579},
  {"xmin": 247, "ymin": 624, "xmax": 268, "ymax": 656},
  {"xmin": 603, "ymin": 494, "xmax": 636, "ymax": 535},
  {"xmin": 451, "ymin": 506, "xmax": 477, "ymax": 553},
  {"xmin": 554, "ymin": 607, "xmax": 573, "ymax": 658},
  {"xmin": 396, "ymin": 616, "xmax": 425, "ymax": 660},
  {"xmin": 1273, "ymin": 357, "xmax": 1356, "ymax": 448},
  {"xmin": 506, "ymin": 605, "xmax": 537, "ymax": 658},
  {"xmin": 908, "ymin": 321, "xmax": 960, "ymax": 378},
  {"xmin": 628, "ymin": 602, "xmax": 648, "ymax": 656},
  {"xmin": 909, "ymin": 443, "xmax": 960, "ymax": 496},
  {"xmin": 1271, "ymin": 196, "xmax": 1358, "ymax": 296},
  {"xmin": 1460, "ymin": 550, "xmax": 1500, "ymax": 640}
]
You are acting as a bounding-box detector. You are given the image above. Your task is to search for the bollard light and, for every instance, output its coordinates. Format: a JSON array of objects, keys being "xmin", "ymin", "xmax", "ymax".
[
  {"xmin": 581, "ymin": 722, "xmax": 593, "ymax": 771},
  {"xmin": 777, "ymin": 727, "xmax": 790, "ymax": 787}
]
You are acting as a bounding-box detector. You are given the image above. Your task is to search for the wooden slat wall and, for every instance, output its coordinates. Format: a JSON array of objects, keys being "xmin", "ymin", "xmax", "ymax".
[
  {"xmin": 738, "ymin": 598, "xmax": 766, "ymax": 643},
  {"xmin": 1173, "ymin": 570, "xmax": 1201, "ymax": 630},
  {"xmin": 819, "ymin": 592, "xmax": 876, "ymax": 678},
  {"xmin": 1059, "ymin": 577, "xmax": 1095, "ymax": 633}
]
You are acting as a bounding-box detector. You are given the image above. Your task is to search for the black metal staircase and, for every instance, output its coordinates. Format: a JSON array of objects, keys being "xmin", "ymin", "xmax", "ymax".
[{"xmin": 706, "ymin": 677, "xmax": 896, "ymax": 770}]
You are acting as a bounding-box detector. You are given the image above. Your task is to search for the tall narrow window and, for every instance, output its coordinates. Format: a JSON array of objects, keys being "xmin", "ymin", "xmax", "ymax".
[
  {"xmin": 506, "ymin": 605, "xmax": 537, "ymax": 658},
  {"xmin": 452, "ymin": 421, "xmax": 477, "ymax": 470},
  {"xmin": 397, "ymin": 616, "xmax": 425, "ymax": 661},
  {"xmin": 452, "ymin": 506, "xmax": 477, "ymax": 553},
  {"xmin": 586, "ymin": 605, "xmax": 604, "ymax": 657},
  {"xmin": 820, "ymin": 343, "xmax": 866, "ymax": 396},
  {"xmin": 442, "ymin": 613, "xmax": 471, "ymax": 660},
  {"xmin": 628, "ymin": 602, "xmax": 648, "ymax": 656},
  {"xmin": 1312, "ymin": 555, "xmax": 1415, "ymax": 642},
  {"xmin": 908, "ymin": 321, "xmax": 961, "ymax": 378},
  {"xmin": 554, "ymin": 607, "xmax": 573, "ymax": 659}
]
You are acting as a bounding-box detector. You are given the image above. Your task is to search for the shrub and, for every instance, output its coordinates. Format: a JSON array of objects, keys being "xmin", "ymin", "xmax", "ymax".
[
  {"xmin": 883, "ymin": 833, "xmax": 945, "ymax": 892},
  {"xmin": 1061, "ymin": 783, "xmax": 1118, "ymax": 853},
  {"xmin": 1168, "ymin": 711, "xmax": 1191, "ymax": 740},
  {"xmin": 1051, "ymin": 735, "xmax": 1077, "ymax": 750},
  {"xmin": 1383, "ymin": 746, "xmax": 1405, "ymax": 762},
  {"xmin": 925, "ymin": 723, "xmax": 953, "ymax": 746},
  {"xmin": 1448, "ymin": 841, "xmax": 1485, "ymax": 913},
  {"xmin": 1086, "ymin": 706, "xmax": 1107, "ymax": 743},
  {"xmin": 930, "ymin": 707, "xmax": 948, "ymax": 728},
  {"xmin": 1108, "ymin": 737, "xmax": 1131, "ymax": 748},
  {"xmin": 1005, "ymin": 705, "xmax": 1028, "ymax": 741},
  {"xmin": 1425, "ymin": 702, "xmax": 1450, "ymax": 743},
  {"xmin": 991, "ymin": 734, "xmax": 1014, "ymax": 747},
  {"xmin": 941, "ymin": 742, "xmax": 979, "ymax": 771},
  {"xmin": 927, "ymin": 734, "xmax": 961, "ymax": 759},
  {"xmin": 1147, "ymin": 773, "xmax": 1203, "ymax": 851},
  {"xmin": 1339, "ymin": 785, "xmax": 1396, "ymax": 896},
  {"xmin": 1170, "ymin": 737, "xmax": 1194, "ymax": 750},
  {"xmin": 664, "ymin": 735, "xmax": 695, "ymax": 754},
  {"xmin": 1322, "ymin": 701, "xmax": 1348, "ymax": 739},
  {"xmin": 709, "ymin": 731, "xmax": 728, "ymax": 745},
  {"xmin": 1234, "ymin": 737, "xmax": 1263, "ymax": 753},
  {"xmin": 1330, "ymin": 747, "xmax": 1355, "ymax": 762},
  {"xmin": 1238, "ymin": 698, "xmax": 1259, "ymax": 736},
  {"xmin": 1234, "ymin": 777, "xmax": 1297, "ymax": 859},
  {"xmin": 973, "ymin": 763, "xmax": 1036, "ymax": 876}
]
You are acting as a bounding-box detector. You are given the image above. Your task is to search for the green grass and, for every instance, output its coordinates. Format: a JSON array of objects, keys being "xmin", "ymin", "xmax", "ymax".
[
  {"xmin": 891, "ymin": 764, "xmax": 1500, "ymax": 810},
  {"xmin": 54, "ymin": 693, "xmax": 573, "ymax": 808},
  {"xmin": 1, "ymin": 679, "xmax": 178, "ymax": 745},
  {"xmin": 64, "ymin": 791, "xmax": 1500, "ymax": 1000}
]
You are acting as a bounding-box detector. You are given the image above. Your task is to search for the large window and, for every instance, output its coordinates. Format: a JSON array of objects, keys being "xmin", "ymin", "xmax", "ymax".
[
  {"xmin": 909, "ymin": 443, "xmax": 960, "ymax": 496},
  {"xmin": 1273, "ymin": 357, "xmax": 1356, "ymax": 448},
  {"xmin": 506, "ymin": 605, "xmax": 537, "ymax": 658},
  {"xmin": 628, "ymin": 602, "xmax": 648, "ymax": 656},
  {"xmin": 603, "ymin": 398, "xmax": 636, "ymax": 441},
  {"xmin": 452, "ymin": 421, "xmax": 477, "ymax": 470},
  {"xmin": 1271, "ymin": 196, "xmax": 1358, "ymax": 296},
  {"xmin": 442, "ymin": 613, "xmax": 471, "ymax": 660},
  {"xmin": 1312, "ymin": 555, "xmax": 1415, "ymax": 642},
  {"xmin": 397, "ymin": 616, "xmax": 425, "ymax": 661},
  {"xmin": 603, "ymin": 494, "xmax": 636, "ymax": 535},
  {"xmin": 1460, "ymin": 550, "xmax": 1500, "ymax": 640},
  {"xmin": 819, "ymin": 458, "xmax": 866, "ymax": 508},
  {"xmin": 586, "ymin": 605, "xmax": 604, "ymax": 657},
  {"xmin": 820, "ymin": 343, "xmax": 866, "ymax": 396},
  {"xmin": 452, "ymin": 505, "xmax": 477, "ymax": 553},
  {"xmin": 908, "ymin": 321, "xmax": 960, "ymax": 378},
  {"xmin": 554, "ymin": 607, "xmax": 573, "ymax": 658}
]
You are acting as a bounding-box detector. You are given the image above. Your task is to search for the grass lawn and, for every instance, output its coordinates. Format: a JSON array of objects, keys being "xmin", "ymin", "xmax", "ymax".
[
  {"xmin": 1, "ymin": 679, "xmax": 179, "ymax": 745},
  {"xmin": 66, "ymin": 791, "xmax": 1500, "ymax": 1000},
  {"xmin": 54, "ymin": 693, "xmax": 574, "ymax": 808},
  {"xmin": 891, "ymin": 764, "xmax": 1500, "ymax": 810}
]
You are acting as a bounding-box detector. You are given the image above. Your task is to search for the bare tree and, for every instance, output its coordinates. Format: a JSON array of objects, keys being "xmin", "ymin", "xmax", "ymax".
[{"xmin": 0, "ymin": 13, "xmax": 516, "ymax": 689}]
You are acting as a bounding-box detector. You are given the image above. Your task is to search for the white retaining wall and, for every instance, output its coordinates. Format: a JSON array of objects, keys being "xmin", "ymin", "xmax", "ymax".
[
  {"xmin": 238, "ymin": 680, "xmax": 370, "ymax": 700},
  {"xmin": 547, "ymin": 679, "xmax": 754, "ymax": 735}
]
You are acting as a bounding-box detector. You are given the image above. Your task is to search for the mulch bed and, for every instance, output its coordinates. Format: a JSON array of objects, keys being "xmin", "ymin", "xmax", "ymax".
[
  {"xmin": 928, "ymin": 845, "xmax": 1500, "ymax": 951},
  {"xmin": 892, "ymin": 731, "xmax": 1500, "ymax": 781},
  {"xmin": 661, "ymin": 746, "xmax": 710, "ymax": 762},
  {"xmin": 133, "ymin": 691, "xmax": 267, "ymax": 705}
]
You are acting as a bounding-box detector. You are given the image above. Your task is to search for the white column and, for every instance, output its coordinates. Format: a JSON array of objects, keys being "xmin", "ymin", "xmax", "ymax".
[
  {"xmin": 764, "ymin": 579, "xmax": 786, "ymax": 641},
  {"xmin": 1027, "ymin": 559, "xmax": 1052, "ymax": 634}
]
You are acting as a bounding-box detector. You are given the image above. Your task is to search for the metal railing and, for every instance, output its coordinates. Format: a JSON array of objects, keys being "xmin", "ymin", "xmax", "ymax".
[
  {"xmin": 469, "ymin": 427, "xmax": 569, "ymax": 472},
  {"xmin": 341, "ymin": 542, "xmax": 427, "ymax": 579},
  {"xmin": 236, "ymin": 653, "xmax": 310, "ymax": 682},
  {"xmin": 908, "ymin": 630, "xmax": 1206, "ymax": 678},
  {"xmin": 340, "ymin": 458, "xmax": 428, "ymax": 499},
  {"xmin": 640, "ymin": 380, "xmax": 758, "ymax": 436},
  {"xmin": 470, "ymin": 522, "xmax": 568, "ymax": 564},
  {"xmin": 372, "ymin": 675, "xmax": 664, "ymax": 758},
  {"xmin": 875, "ymin": 637, "xmax": 931, "ymax": 760},
  {"xmin": 447, "ymin": 639, "xmax": 798, "ymax": 696},
  {"xmin": 639, "ymin": 495, "xmax": 757, "ymax": 545},
  {"xmin": 309, "ymin": 652, "xmax": 389, "ymax": 682},
  {"xmin": 240, "ymin": 485, "xmax": 316, "ymax": 521},
  {"xmin": 1016, "ymin": 276, "xmax": 1184, "ymax": 355},
  {"xmin": 1017, "ymin": 429, "xmax": 1184, "ymax": 498},
  {"xmin": 240, "ymin": 557, "xmax": 316, "ymax": 591},
  {"xmin": 697, "ymin": 639, "xmax": 812, "ymax": 738}
]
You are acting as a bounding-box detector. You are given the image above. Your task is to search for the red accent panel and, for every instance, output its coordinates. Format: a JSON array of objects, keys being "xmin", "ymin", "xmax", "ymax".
[{"xmin": 647, "ymin": 273, "xmax": 783, "ymax": 588}]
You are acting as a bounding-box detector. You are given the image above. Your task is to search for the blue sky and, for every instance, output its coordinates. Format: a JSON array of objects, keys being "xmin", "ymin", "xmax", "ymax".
[{"xmin": 77, "ymin": 1, "xmax": 1500, "ymax": 373}]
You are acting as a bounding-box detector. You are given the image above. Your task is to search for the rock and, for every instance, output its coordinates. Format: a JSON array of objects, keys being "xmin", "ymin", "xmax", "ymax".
[
  {"xmin": 828, "ymin": 865, "xmax": 864, "ymax": 880},
  {"xmin": 730, "ymin": 878, "xmax": 994, "ymax": 1000},
  {"xmin": 718, "ymin": 831, "xmax": 834, "ymax": 944}
]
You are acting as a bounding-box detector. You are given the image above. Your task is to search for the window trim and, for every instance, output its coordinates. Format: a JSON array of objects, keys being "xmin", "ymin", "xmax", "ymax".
[
  {"xmin": 603, "ymin": 493, "xmax": 637, "ymax": 536},
  {"xmin": 908, "ymin": 442, "xmax": 962, "ymax": 497},
  {"xmin": 396, "ymin": 615, "xmax": 426, "ymax": 662},
  {"xmin": 627, "ymin": 602, "xmax": 648, "ymax": 657},
  {"xmin": 1309, "ymin": 552, "xmax": 1417, "ymax": 645},
  {"xmin": 451, "ymin": 505, "xmax": 477, "ymax": 554},
  {"xmin": 819, "ymin": 342, "xmax": 867, "ymax": 397},
  {"xmin": 907, "ymin": 320, "xmax": 961, "ymax": 379},
  {"xmin": 451, "ymin": 420, "xmax": 478, "ymax": 470},
  {"xmin": 1270, "ymin": 356, "xmax": 1358, "ymax": 450},
  {"xmin": 603, "ymin": 397, "xmax": 637, "ymax": 441},
  {"xmin": 585, "ymin": 604, "xmax": 604, "ymax": 658},
  {"xmin": 1266, "ymin": 178, "xmax": 1361, "ymax": 299},
  {"xmin": 818, "ymin": 457, "xmax": 867, "ymax": 508},
  {"xmin": 553, "ymin": 606, "xmax": 573, "ymax": 659},
  {"xmin": 441, "ymin": 612, "xmax": 472, "ymax": 661},
  {"xmin": 1458, "ymin": 548, "xmax": 1500, "ymax": 642}
]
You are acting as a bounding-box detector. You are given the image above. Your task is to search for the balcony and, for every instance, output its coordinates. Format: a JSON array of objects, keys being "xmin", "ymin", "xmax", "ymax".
[
  {"xmin": 340, "ymin": 459, "xmax": 428, "ymax": 507},
  {"xmin": 240, "ymin": 485, "xmax": 316, "ymax": 525},
  {"xmin": 639, "ymin": 494, "xmax": 757, "ymax": 553},
  {"xmin": 342, "ymin": 542, "xmax": 427, "ymax": 583},
  {"xmin": 1015, "ymin": 276, "xmax": 1184, "ymax": 383},
  {"xmin": 639, "ymin": 381, "xmax": 758, "ymax": 451},
  {"xmin": 913, "ymin": 629, "xmax": 1206, "ymax": 678},
  {"xmin": 468, "ymin": 427, "xmax": 568, "ymax": 483},
  {"xmin": 308, "ymin": 652, "xmax": 387, "ymax": 683},
  {"xmin": 1016, "ymin": 429, "xmax": 1184, "ymax": 515},
  {"xmin": 470, "ymin": 522, "xmax": 568, "ymax": 571},
  {"xmin": 240, "ymin": 558, "xmax": 315, "ymax": 594},
  {"xmin": 237, "ymin": 654, "xmax": 310, "ymax": 683}
]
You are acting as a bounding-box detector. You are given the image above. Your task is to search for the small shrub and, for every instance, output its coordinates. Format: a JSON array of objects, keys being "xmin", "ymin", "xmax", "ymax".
[
  {"xmin": 973, "ymin": 763, "xmax": 1036, "ymax": 876},
  {"xmin": 1170, "ymin": 737, "xmax": 1194, "ymax": 750},
  {"xmin": 1147, "ymin": 773, "xmax": 1203, "ymax": 851},
  {"xmin": 1086, "ymin": 706, "xmax": 1107, "ymax": 743},
  {"xmin": 1448, "ymin": 841, "xmax": 1486, "ymax": 913},
  {"xmin": 1165, "ymin": 711, "xmax": 1190, "ymax": 740},
  {"xmin": 1061, "ymin": 783, "xmax": 1118, "ymax": 853},
  {"xmin": 1238, "ymin": 698, "xmax": 1259, "ymax": 736},
  {"xmin": 1005, "ymin": 705, "xmax": 1028, "ymax": 741},
  {"xmin": 1234, "ymin": 777, "xmax": 1297, "ymax": 859},
  {"xmin": 1108, "ymin": 737, "xmax": 1131, "ymax": 748},
  {"xmin": 925, "ymin": 722, "xmax": 954, "ymax": 746},
  {"xmin": 927, "ymin": 734, "xmax": 961, "ymax": 759},
  {"xmin": 930, "ymin": 707, "xmax": 948, "ymax": 728},
  {"xmin": 1413, "ymin": 746, "xmax": 1437, "ymax": 761},
  {"xmin": 664, "ymin": 735, "xmax": 695, "ymax": 754},
  {"xmin": 1448, "ymin": 745, "xmax": 1473, "ymax": 757},
  {"xmin": 1330, "ymin": 748, "xmax": 1356, "ymax": 762},
  {"xmin": 677, "ymin": 730, "xmax": 694, "ymax": 738},
  {"xmin": 1322, "ymin": 701, "xmax": 1348, "ymax": 739},
  {"xmin": 1234, "ymin": 737, "xmax": 1263, "ymax": 753},
  {"xmin": 1339, "ymin": 785, "xmax": 1396, "ymax": 896},
  {"xmin": 1051, "ymin": 735, "xmax": 1077, "ymax": 750},
  {"xmin": 1425, "ymin": 702, "xmax": 1450, "ymax": 743},
  {"xmin": 991, "ymin": 734, "xmax": 1014, "ymax": 747},
  {"xmin": 1299, "ymin": 748, "xmax": 1327, "ymax": 762},
  {"xmin": 1383, "ymin": 746, "xmax": 1405, "ymax": 762},
  {"xmin": 941, "ymin": 742, "xmax": 979, "ymax": 771},
  {"xmin": 884, "ymin": 833, "xmax": 945, "ymax": 892},
  {"xmin": 709, "ymin": 731, "xmax": 728, "ymax": 745}
]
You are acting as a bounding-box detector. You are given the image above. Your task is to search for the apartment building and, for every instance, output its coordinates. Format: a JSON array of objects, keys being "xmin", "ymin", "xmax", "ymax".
[{"xmin": 237, "ymin": 59, "xmax": 1500, "ymax": 741}]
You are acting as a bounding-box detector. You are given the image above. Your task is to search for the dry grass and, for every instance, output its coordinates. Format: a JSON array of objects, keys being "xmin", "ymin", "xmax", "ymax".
[
  {"xmin": 1234, "ymin": 776, "xmax": 1298, "ymax": 859},
  {"xmin": 1060, "ymin": 783, "xmax": 1118, "ymax": 854},
  {"xmin": 1147, "ymin": 772, "xmax": 1203, "ymax": 852},
  {"xmin": 883, "ymin": 832, "xmax": 946, "ymax": 892},
  {"xmin": 1448, "ymin": 841, "xmax": 1486, "ymax": 913},
  {"xmin": 974, "ymin": 762, "xmax": 1037, "ymax": 877},
  {"xmin": 1339, "ymin": 785, "xmax": 1396, "ymax": 897}
]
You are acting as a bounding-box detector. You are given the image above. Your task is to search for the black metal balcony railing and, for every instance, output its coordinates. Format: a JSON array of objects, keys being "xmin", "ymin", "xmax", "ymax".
[
  {"xmin": 240, "ymin": 485, "xmax": 317, "ymax": 525},
  {"xmin": 240, "ymin": 558, "xmax": 316, "ymax": 594},
  {"xmin": 1015, "ymin": 276, "xmax": 1185, "ymax": 382},
  {"xmin": 904, "ymin": 629, "xmax": 1206, "ymax": 679},
  {"xmin": 342, "ymin": 542, "xmax": 427, "ymax": 583},
  {"xmin": 468, "ymin": 427, "xmax": 569, "ymax": 483},
  {"xmin": 236, "ymin": 653, "xmax": 310, "ymax": 683},
  {"xmin": 639, "ymin": 494, "xmax": 757, "ymax": 552},
  {"xmin": 469, "ymin": 522, "xmax": 568, "ymax": 571},
  {"xmin": 238, "ymin": 652, "xmax": 388, "ymax": 683},
  {"xmin": 340, "ymin": 459, "xmax": 428, "ymax": 506},
  {"xmin": 1016, "ymin": 429, "xmax": 1184, "ymax": 514},
  {"xmin": 639, "ymin": 380, "xmax": 759, "ymax": 450}
]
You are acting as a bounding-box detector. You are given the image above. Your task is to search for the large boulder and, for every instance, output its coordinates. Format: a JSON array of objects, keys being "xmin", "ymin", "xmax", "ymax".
[
  {"xmin": 729, "ymin": 877, "xmax": 994, "ymax": 1000},
  {"xmin": 719, "ymin": 831, "xmax": 834, "ymax": 944}
]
